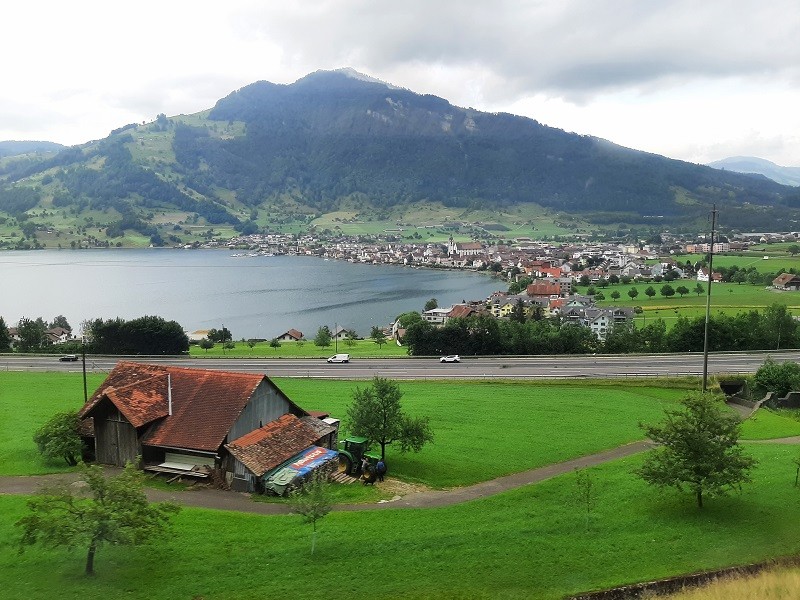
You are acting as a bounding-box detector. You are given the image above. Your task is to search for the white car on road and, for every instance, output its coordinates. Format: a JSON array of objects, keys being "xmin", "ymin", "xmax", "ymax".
[
  {"xmin": 440, "ymin": 355, "xmax": 460, "ymax": 363},
  {"xmin": 327, "ymin": 353, "xmax": 350, "ymax": 363}
]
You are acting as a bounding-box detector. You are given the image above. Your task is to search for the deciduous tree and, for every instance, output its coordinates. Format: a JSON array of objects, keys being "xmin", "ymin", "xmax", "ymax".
[
  {"xmin": 314, "ymin": 325, "xmax": 332, "ymax": 348},
  {"xmin": 0, "ymin": 316, "xmax": 11, "ymax": 351},
  {"xmin": 370, "ymin": 326, "xmax": 387, "ymax": 348},
  {"xmin": 346, "ymin": 376, "xmax": 434, "ymax": 460},
  {"xmin": 636, "ymin": 393, "xmax": 756, "ymax": 509},
  {"xmin": 289, "ymin": 471, "xmax": 332, "ymax": 555},
  {"xmin": 16, "ymin": 462, "xmax": 180, "ymax": 575},
  {"xmin": 574, "ymin": 468, "xmax": 598, "ymax": 532},
  {"xmin": 50, "ymin": 315, "xmax": 71, "ymax": 331},
  {"xmin": 16, "ymin": 316, "xmax": 47, "ymax": 352}
]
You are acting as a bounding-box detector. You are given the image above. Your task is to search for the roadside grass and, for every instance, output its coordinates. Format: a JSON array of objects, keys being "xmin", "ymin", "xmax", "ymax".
[
  {"xmin": 3, "ymin": 444, "xmax": 800, "ymax": 600},
  {"xmin": 0, "ymin": 372, "xmax": 106, "ymax": 475},
  {"xmin": 189, "ymin": 338, "xmax": 409, "ymax": 358}
]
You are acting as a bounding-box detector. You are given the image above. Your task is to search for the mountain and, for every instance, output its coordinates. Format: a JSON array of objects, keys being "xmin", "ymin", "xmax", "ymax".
[
  {"xmin": 0, "ymin": 140, "xmax": 64, "ymax": 157},
  {"xmin": 2, "ymin": 68, "xmax": 800, "ymax": 248},
  {"xmin": 708, "ymin": 156, "xmax": 800, "ymax": 187}
]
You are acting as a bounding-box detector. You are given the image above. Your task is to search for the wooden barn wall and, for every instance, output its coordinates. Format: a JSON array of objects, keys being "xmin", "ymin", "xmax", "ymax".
[
  {"xmin": 230, "ymin": 458, "xmax": 256, "ymax": 493},
  {"xmin": 93, "ymin": 404, "xmax": 140, "ymax": 466},
  {"xmin": 228, "ymin": 380, "xmax": 294, "ymax": 441}
]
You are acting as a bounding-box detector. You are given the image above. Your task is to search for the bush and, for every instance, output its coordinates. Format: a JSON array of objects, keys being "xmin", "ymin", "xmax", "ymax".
[
  {"xmin": 752, "ymin": 357, "xmax": 800, "ymax": 398},
  {"xmin": 33, "ymin": 410, "xmax": 84, "ymax": 466}
]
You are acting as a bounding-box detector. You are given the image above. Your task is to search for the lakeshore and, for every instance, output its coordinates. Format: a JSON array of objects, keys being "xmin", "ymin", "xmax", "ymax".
[{"xmin": 0, "ymin": 249, "xmax": 503, "ymax": 339}]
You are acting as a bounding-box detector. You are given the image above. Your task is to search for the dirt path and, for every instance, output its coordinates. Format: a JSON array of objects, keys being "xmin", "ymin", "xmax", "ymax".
[
  {"xmin": 5, "ymin": 437, "xmax": 797, "ymax": 515},
  {"xmin": 0, "ymin": 440, "xmax": 653, "ymax": 515}
]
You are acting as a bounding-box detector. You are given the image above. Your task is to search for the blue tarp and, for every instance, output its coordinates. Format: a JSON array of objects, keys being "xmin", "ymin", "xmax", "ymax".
[{"xmin": 262, "ymin": 446, "xmax": 339, "ymax": 495}]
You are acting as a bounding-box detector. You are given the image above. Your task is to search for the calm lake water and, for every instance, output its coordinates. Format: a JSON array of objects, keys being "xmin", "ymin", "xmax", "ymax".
[{"xmin": 0, "ymin": 249, "xmax": 503, "ymax": 339}]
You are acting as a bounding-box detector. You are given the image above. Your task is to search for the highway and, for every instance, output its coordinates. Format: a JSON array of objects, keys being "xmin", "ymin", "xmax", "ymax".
[{"xmin": 2, "ymin": 351, "xmax": 799, "ymax": 380}]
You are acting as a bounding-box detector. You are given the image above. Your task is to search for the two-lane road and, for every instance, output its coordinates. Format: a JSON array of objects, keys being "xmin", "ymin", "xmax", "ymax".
[{"xmin": 2, "ymin": 351, "xmax": 798, "ymax": 379}]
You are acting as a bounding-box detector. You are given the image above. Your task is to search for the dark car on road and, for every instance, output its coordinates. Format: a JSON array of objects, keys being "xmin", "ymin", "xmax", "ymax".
[{"xmin": 59, "ymin": 354, "xmax": 79, "ymax": 362}]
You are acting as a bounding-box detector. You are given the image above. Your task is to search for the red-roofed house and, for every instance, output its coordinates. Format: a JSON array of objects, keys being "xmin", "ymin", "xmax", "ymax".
[
  {"xmin": 772, "ymin": 273, "xmax": 800, "ymax": 290},
  {"xmin": 275, "ymin": 328, "xmax": 304, "ymax": 341},
  {"xmin": 526, "ymin": 281, "xmax": 563, "ymax": 298},
  {"xmin": 79, "ymin": 362, "xmax": 334, "ymax": 491}
]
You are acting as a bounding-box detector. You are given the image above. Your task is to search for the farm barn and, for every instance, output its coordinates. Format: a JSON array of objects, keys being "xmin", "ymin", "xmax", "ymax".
[{"xmin": 78, "ymin": 362, "xmax": 338, "ymax": 491}]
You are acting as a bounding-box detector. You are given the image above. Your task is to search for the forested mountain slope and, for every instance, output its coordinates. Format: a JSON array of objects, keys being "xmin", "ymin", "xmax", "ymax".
[{"xmin": 2, "ymin": 68, "xmax": 799, "ymax": 246}]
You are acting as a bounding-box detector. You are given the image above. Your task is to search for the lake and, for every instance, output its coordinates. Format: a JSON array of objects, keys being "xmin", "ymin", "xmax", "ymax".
[{"xmin": 0, "ymin": 249, "xmax": 504, "ymax": 339}]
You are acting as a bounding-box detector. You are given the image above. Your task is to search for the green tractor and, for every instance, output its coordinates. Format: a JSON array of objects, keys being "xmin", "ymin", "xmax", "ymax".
[{"xmin": 337, "ymin": 436, "xmax": 380, "ymax": 478}]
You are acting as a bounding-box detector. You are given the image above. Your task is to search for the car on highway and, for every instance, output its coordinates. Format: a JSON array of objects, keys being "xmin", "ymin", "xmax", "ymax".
[
  {"xmin": 440, "ymin": 355, "xmax": 460, "ymax": 363},
  {"xmin": 59, "ymin": 354, "xmax": 79, "ymax": 362},
  {"xmin": 327, "ymin": 353, "xmax": 350, "ymax": 363}
]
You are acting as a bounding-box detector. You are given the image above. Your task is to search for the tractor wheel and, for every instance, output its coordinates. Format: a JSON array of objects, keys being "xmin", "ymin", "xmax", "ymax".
[{"xmin": 338, "ymin": 454, "xmax": 352, "ymax": 475}]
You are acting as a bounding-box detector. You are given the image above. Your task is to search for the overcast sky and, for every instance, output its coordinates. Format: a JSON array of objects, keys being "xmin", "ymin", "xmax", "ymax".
[{"xmin": 3, "ymin": 0, "xmax": 799, "ymax": 166}]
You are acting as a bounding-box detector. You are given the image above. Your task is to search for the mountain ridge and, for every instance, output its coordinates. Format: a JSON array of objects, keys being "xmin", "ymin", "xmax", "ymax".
[
  {"xmin": 708, "ymin": 156, "xmax": 800, "ymax": 187},
  {"xmin": 1, "ymin": 69, "xmax": 799, "ymax": 249}
]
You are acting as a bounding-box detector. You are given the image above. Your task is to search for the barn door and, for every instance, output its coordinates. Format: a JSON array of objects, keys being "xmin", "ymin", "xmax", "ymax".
[{"xmin": 102, "ymin": 409, "xmax": 138, "ymax": 466}]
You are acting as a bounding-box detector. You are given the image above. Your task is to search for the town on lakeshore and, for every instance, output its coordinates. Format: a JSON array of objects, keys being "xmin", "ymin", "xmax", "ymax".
[{"xmin": 5, "ymin": 224, "xmax": 796, "ymax": 352}]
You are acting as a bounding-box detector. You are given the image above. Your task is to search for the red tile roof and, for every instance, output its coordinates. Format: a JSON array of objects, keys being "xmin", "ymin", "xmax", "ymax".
[
  {"xmin": 104, "ymin": 374, "xmax": 170, "ymax": 428},
  {"xmin": 447, "ymin": 305, "xmax": 475, "ymax": 319},
  {"xmin": 80, "ymin": 362, "xmax": 291, "ymax": 452},
  {"xmin": 527, "ymin": 282, "xmax": 562, "ymax": 297},
  {"xmin": 225, "ymin": 414, "xmax": 325, "ymax": 476}
]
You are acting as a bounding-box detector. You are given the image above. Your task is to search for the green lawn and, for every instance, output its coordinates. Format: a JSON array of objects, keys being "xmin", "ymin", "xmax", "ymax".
[
  {"xmin": 0, "ymin": 372, "xmax": 106, "ymax": 475},
  {"xmin": 274, "ymin": 378, "xmax": 688, "ymax": 487},
  {"xmin": 740, "ymin": 408, "xmax": 800, "ymax": 440},
  {"xmin": 3, "ymin": 444, "xmax": 800, "ymax": 599}
]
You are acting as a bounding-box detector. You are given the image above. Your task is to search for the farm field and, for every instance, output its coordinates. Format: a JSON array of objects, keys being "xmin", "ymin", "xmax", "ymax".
[
  {"xmin": 4, "ymin": 371, "xmax": 800, "ymax": 597},
  {"xmin": 3, "ymin": 444, "xmax": 800, "ymax": 599},
  {"xmin": 0, "ymin": 372, "xmax": 707, "ymax": 486}
]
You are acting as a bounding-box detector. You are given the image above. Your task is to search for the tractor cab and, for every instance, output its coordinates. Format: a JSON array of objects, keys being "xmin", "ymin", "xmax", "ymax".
[{"xmin": 337, "ymin": 436, "xmax": 380, "ymax": 476}]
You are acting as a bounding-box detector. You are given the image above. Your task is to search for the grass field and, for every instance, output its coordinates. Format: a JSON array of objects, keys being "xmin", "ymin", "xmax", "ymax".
[
  {"xmin": 274, "ymin": 378, "xmax": 695, "ymax": 487},
  {"xmin": 0, "ymin": 372, "xmax": 106, "ymax": 475},
  {"xmin": 5, "ymin": 372, "xmax": 800, "ymax": 598},
  {"xmin": 1, "ymin": 372, "xmax": 697, "ymax": 486},
  {"xmin": 189, "ymin": 338, "xmax": 410, "ymax": 358},
  {"xmin": 3, "ymin": 444, "xmax": 800, "ymax": 599}
]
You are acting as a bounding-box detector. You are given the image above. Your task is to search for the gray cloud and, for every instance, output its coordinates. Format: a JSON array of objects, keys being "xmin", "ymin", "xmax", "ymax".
[{"xmin": 241, "ymin": 0, "xmax": 800, "ymax": 103}]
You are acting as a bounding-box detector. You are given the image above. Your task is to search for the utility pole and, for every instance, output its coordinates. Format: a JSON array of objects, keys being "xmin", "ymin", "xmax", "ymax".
[
  {"xmin": 702, "ymin": 204, "xmax": 718, "ymax": 393},
  {"xmin": 81, "ymin": 337, "xmax": 88, "ymax": 403},
  {"xmin": 334, "ymin": 322, "xmax": 338, "ymax": 353}
]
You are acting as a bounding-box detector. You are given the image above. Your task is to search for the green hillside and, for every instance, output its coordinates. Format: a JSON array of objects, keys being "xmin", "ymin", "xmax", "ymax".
[{"xmin": 1, "ymin": 69, "xmax": 799, "ymax": 249}]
